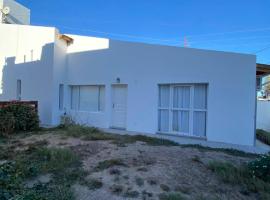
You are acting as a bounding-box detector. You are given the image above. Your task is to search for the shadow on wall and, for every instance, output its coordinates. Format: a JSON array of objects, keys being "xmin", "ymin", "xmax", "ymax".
[
  {"xmin": 1, "ymin": 43, "xmax": 55, "ymax": 124},
  {"xmin": 0, "ymin": 40, "xmax": 113, "ymax": 125},
  {"xmin": 1, "ymin": 39, "xmax": 177, "ymax": 125}
]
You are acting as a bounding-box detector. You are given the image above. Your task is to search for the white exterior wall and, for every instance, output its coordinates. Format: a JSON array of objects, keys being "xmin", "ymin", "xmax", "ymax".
[
  {"xmin": 66, "ymin": 35, "xmax": 256, "ymax": 146},
  {"xmin": 0, "ymin": 24, "xmax": 56, "ymax": 125},
  {"xmin": 257, "ymin": 100, "xmax": 270, "ymax": 131},
  {"xmin": 0, "ymin": 0, "xmax": 30, "ymax": 24},
  {"xmin": 0, "ymin": 25, "xmax": 257, "ymax": 146}
]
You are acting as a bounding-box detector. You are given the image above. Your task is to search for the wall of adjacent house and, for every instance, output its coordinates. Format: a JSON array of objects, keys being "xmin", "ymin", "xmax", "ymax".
[
  {"xmin": 0, "ymin": 24, "xmax": 56, "ymax": 125},
  {"xmin": 257, "ymin": 100, "xmax": 270, "ymax": 131},
  {"xmin": 0, "ymin": 0, "xmax": 30, "ymax": 25},
  {"xmin": 66, "ymin": 35, "xmax": 256, "ymax": 146}
]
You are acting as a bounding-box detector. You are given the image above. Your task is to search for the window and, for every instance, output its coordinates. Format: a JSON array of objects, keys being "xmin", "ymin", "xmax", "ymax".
[
  {"xmin": 59, "ymin": 84, "xmax": 64, "ymax": 110},
  {"xmin": 158, "ymin": 84, "xmax": 207, "ymax": 137},
  {"xmin": 17, "ymin": 80, "xmax": 21, "ymax": 100},
  {"xmin": 71, "ymin": 85, "xmax": 105, "ymax": 112}
]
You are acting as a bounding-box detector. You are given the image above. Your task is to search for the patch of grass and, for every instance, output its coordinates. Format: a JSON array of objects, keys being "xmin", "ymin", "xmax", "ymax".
[
  {"xmin": 174, "ymin": 185, "xmax": 191, "ymax": 194},
  {"xmin": 147, "ymin": 178, "xmax": 158, "ymax": 185},
  {"xmin": 160, "ymin": 184, "xmax": 170, "ymax": 192},
  {"xmin": 159, "ymin": 192, "xmax": 185, "ymax": 200},
  {"xmin": 0, "ymin": 145, "xmax": 87, "ymax": 200},
  {"xmin": 113, "ymin": 135, "xmax": 179, "ymax": 147},
  {"xmin": 208, "ymin": 161, "xmax": 270, "ymax": 197},
  {"xmin": 18, "ymin": 183, "xmax": 74, "ymax": 200},
  {"xmin": 181, "ymin": 144, "xmax": 258, "ymax": 158},
  {"xmin": 135, "ymin": 176, "xmax": 144, "ymax": 187},
  {"xmin": 94, "ymin": 159, "xmax": 126, "ymax": 171},
  {"xmin": 142, "ymin": 190, "xmax": 153, "ymax": 199},
  {"xmin": 124, "ymin": 189, "xmax": 140, "ymax": 198},
  {"xmin": 51, "ymin": 124, "xmax": 179, "ymax": 147},
  {"xmin": 191, "ymin": 155, "xmax": 202, "ymax": 163},
  {"xmin": 256, "ymin": 129, "xmax": 270, "ymax": 145},
  {"xmin": 110, "ymin": 184, "xmax": 124, "ymax": 195},
  {"xmin": 208, "ymin": 161, "xmax": 242, "ymax": 184},
  {"xmin": 82, "ymin": 178, "xmax": 103, "ymax": 190},
  {"xmin": 29, "ymin": 147, "xmax": 78, "ymax": 173},
  {"xmin": 109, "ymin": 168, "xmax": 121, "ymax": 175},
  {"xmin": 137, "ymin": 167, "xmax": 148, "ymax": 172},
  {"xmin": 63, "ymin": 125, "xmax": 115, "ymax": 141}
]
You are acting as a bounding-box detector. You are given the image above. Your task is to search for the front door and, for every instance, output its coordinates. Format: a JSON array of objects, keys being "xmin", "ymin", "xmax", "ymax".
[{"xmin": 111, "ymin": 85, "xmax": 127, "ymax": 129}]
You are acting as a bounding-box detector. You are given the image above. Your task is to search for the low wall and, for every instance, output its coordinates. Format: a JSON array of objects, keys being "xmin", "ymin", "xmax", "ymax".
[
  {"xmin": 257, "ymin": 100, "xmax": 270, "ymax": 131},
  {"xmin": 0, "ymin": 101, "xmax": 38, "ymax": 112}
]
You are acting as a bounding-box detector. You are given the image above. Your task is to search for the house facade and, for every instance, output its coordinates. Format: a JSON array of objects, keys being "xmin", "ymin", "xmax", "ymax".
[{"xmin": 0, "ymin": 23, "xmax": 257, "ymax": 146}]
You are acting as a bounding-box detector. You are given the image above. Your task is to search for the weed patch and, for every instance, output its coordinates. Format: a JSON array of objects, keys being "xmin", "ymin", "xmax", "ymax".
[
  {"xmin": 82, "ymin": 178, "xmax": 103, "ymax": 190},
  {"xmin": 159, "ymin": 192, "xmax": 185, "ymax": 200},
  {"xmin": 135, "ymin": 176, "xmax": 144, "ymax": 187},
  {"xmin": 0, "ymin": 146, "xmax": 87, "ymax": 200},
  {"xmin": 208, "ymin": 161, "xmax": 270, "ymax": 197},
  {"xmin": 94, "ymin": 159, "xmax": 126, "ymax": 171},
  {"xmin": 181, "ymin": 144, "xmax": 258, "ymax": 158}
]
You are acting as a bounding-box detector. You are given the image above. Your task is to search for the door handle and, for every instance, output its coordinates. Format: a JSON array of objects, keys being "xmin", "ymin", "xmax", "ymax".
[{"xmin": 112, "ymin": 103, "xmax": 115, "ymax": 108}]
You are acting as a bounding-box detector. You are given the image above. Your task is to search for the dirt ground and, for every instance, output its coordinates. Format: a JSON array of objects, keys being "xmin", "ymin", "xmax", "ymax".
[{"xmin": 6, "ymin": 133, "xmax": 255, "ymax": 200}]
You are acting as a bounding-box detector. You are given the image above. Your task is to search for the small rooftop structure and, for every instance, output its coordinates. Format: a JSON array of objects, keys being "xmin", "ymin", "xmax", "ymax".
[{"xmin": 58, "ymin": 34, "xmax": 74, "ymax": 46}]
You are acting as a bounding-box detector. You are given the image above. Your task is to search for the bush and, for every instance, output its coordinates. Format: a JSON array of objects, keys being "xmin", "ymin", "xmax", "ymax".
[
  {"xmin": 0, "ymin": 103, "xmax": 39, "ymax": 136},
  {"xmin": 0, "ymin": 112, "xmax": 15, "ymax": 136},
  {"xmin": 248, "ymin": 153, "xmax": 270, "ymax": 182}
]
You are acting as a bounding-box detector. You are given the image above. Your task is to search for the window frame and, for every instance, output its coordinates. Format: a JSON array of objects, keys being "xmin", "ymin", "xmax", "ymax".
[
  {"xmin": 70, "ymin": 85, "xmax": 105, "ymax": 113},
  {"xmin": 16, "ymin": 79, "xmax": 21, "ymax": 101},
  {"xmin": 59, "ymin": 84, "xmax": 64, "ymax": 111},
  {"xmin": 157, "ymin": 84, "xmax": 207, "ymax": 138}
]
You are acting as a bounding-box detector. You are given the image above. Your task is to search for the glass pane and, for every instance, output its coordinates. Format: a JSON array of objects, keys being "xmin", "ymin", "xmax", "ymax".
[
  {"xmin": 159, "ymin": 85, "xmax": 170, "ymax": 107},
  {"xmin": 98, "ymin": 86, "xmax": 105, "ymax": 111},
  {"xmin": 193, "ymin": 111, "xmax": 206, "ymax": 137},
  {"xmin": 158, "ymin": 109, "xmax": 169, "ymax": 132},
  {"xmin": 173, "ymin": 86, "xmax": 190, "ymax": 108},
  {"xmin": 59, "ymin": 84, "xmax": 64, "ymax": 110},
  {"xmin": 194, "ymin": 85, "xmax": 207, "ymax": 109},
  {"xmin": 80, "ymin": 86, "xmax": 99, "ymax": 111},
  {"xmin": 71, "ymin": 86, "xmax": 79, "ymax": 110},
  {"xmin": 172, "ymin": 111, "xmax": 189, "ymax": 133}
]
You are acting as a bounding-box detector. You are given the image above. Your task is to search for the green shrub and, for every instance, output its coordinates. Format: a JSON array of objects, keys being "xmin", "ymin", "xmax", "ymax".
[
  {"xmin": 0, "ymin": 104, "xmax": 39, "ymax": 136},
  {"xmin": 0, "ymin": 111, "xmax": 15, "ymax": 136},
  {"xmin": 248, "ymin": 153, "xmax": 270, "ymax": 182}
]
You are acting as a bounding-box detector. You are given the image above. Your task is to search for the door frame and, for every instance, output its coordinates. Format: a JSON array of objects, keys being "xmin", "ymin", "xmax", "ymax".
[{"xmin": 110, "ymin": 84, "xmax": 128, "ymax": 130}]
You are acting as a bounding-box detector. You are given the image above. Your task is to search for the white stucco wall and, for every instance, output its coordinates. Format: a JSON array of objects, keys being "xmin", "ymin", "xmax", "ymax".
[
  {"xmin": 66, "ymin": 35, "xmax": 256, "ymax": 146},
  {"xmin": 0, "ymin": 24, "xmax": 56, "ymax": 125},
  {"xmin": 257, "ymin": 100, "xmax": 270, "ymax": 131},
  {"xmin": 0, "ymin": 25, "xmax": 257, "ymax": 146}
]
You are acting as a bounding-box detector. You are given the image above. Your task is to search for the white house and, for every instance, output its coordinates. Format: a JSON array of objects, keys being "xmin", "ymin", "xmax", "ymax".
[{"xmin": 0, "ymin": 1, "xmax": 257, "ymax": 147}]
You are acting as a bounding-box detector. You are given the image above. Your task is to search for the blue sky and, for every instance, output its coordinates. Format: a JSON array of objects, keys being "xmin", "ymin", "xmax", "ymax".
[{"xmin": 18, "ymin": 0, "xmax": 270, "ymax": 63}]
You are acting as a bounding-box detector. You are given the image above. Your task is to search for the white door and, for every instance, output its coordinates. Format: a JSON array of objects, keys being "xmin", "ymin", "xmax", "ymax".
[{"xmin": 111, "ymin": 85, "xmax": 128, "ymax": 129}]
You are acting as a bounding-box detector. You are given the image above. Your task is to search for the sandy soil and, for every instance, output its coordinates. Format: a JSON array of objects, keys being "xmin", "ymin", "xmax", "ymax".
[{"xmin": 6, "ymin": 133, "xmax": 256, "ymax": 200}]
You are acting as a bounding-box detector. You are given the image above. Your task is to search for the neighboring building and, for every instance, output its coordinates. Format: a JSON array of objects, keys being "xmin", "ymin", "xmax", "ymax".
[
  {"xmin": 256, "ymin": 64, "xmax": 270, "ymax": 131},
  {"xmin": 0, "ymin": 0, "xmax": 258, "ymax": 147},
  {"xmin": 0, "ymin": 0, "xmax": 30, "ymax": 24}
]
